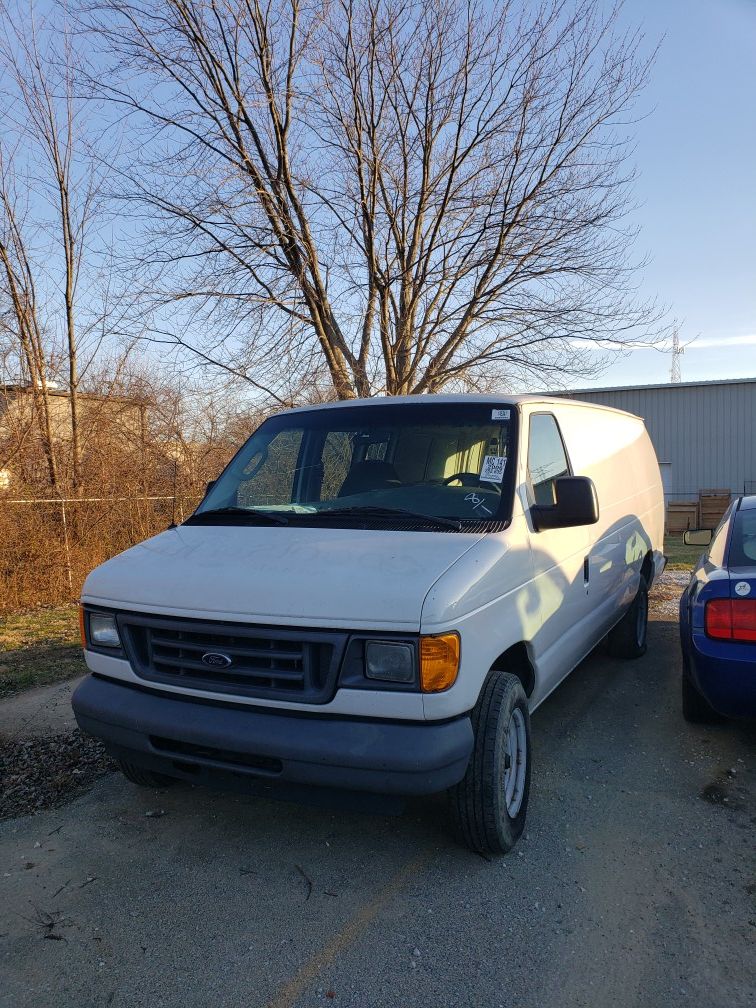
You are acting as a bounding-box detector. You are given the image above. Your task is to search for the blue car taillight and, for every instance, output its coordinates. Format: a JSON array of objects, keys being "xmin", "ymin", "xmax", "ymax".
[{"xmin": 705, "ymin": 599, "xmax": 756, "ymax": 642}]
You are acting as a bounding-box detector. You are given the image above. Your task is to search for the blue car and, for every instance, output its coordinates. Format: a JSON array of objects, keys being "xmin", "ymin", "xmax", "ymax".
[{"xmin": 679, "ymin": 495, "xmax": 756, "ymax": 722}]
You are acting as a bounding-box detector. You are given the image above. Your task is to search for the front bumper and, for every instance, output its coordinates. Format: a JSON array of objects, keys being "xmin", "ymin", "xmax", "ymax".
[{"xmin": 72, "ymin": 675, "xmax": 474, "ymax": 796}]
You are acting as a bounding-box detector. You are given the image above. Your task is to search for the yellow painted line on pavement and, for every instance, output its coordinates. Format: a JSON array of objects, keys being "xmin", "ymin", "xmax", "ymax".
[{"xmin": 264, "ymin": 849, "xmax": 432, "ymax": 1008}]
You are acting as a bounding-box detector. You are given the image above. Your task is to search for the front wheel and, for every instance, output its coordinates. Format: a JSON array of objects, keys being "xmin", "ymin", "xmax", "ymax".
[
  {"xmin": 448, "ymin": 671, "xmax": 531, "ymax": 855},
  {"xmin": 117, "ymin": 758, "xmax": 175, "ymax": 788}
]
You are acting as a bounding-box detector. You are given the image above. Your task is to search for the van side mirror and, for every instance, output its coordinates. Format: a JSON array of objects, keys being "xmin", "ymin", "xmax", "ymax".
[
  {"xmin": 204, "ymin": 479, "xmax": 216, "ymax": 498},
  {"xmin": 683, "ymin": 529, "xmax": 712, "ymax": 547},
  {"xmin": 531, "ymin": 476, "xmax": 599, "ymax": 532}
]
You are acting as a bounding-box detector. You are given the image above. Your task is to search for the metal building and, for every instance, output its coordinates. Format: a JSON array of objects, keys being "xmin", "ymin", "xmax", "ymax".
[{"xmin": 556, "ymin": 377, "xmax": 756, "ymax": 499}]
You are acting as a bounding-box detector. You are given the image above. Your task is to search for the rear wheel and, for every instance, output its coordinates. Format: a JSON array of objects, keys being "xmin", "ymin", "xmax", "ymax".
[
  {"xmin": 607, "ymin": 578, "xmax": 648, "ymax": 659},
  {"xmin": 448, "ymin": 671, "xmax": 531, "ymax": 855},
  {"xmin": 681, "ymin": 663, "xmax": 722, "ymax": 723},
  {"xmin": 117, "ymin": 758, "xmax": 175, "ymax": 788}
]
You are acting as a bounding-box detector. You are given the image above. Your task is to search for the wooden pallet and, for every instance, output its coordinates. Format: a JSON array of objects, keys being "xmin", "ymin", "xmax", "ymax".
[
  {"xmin": 698, "ymin": 489, "xmax": 731, "ymax": 530},
  {"xmin": 666, "ymin": 500, "xmax": 699, "ymax": 533}
]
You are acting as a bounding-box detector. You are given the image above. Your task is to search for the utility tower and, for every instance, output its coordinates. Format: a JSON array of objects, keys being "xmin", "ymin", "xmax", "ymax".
[{"xmin": 670, "ymin": 329, "xmax": 684, "ymax": 383}]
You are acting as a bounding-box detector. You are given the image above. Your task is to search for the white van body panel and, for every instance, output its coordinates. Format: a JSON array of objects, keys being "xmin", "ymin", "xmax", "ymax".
[
  {"xmin": 82, "ymin": 524, "xmax": 485, "ymax": 630},
  {"xmin": 524, "ymin": 400, "xmax": 663, "ymax": 700},
  {"xmin": 80, "ymin": 394, "xmax": 664, "ymax": 727},
  {"xmin": 81, "ymin": 524, "xmax": 484, "ymax": 721},
  {"xmin": 422, "ymin": 399, "xmax": 664, "ymax": 719}
]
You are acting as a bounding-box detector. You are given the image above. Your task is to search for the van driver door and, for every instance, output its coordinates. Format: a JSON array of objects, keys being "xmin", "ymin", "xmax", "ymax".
[{"xmin": 524, "ymin": 412, "xmax": 592, "ymax": 696}]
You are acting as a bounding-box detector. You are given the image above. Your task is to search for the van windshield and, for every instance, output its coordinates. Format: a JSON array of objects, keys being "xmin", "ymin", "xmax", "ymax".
[{"xmin": 195, "ymin": 402, "xmax": 517, "ymax": 529}]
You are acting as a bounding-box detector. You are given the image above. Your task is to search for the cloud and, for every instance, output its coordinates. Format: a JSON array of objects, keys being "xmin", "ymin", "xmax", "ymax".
[
  {"xmin": 689, "ymin": 333, "xmax": 756, "ymax": 349},
  {"xmin": 569, "ymin": 333, "xmax": 756, "ymax": 352}
]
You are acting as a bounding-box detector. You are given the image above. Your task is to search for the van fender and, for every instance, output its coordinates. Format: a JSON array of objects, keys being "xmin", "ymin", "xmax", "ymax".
[{"xmin": 420, "ymin": 522, "xmax": 540, "ymax": 720}]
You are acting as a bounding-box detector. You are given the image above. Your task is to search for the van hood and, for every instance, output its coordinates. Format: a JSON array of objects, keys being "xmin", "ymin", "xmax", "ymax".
[{"xmin": 82, "ymin": 524, "xmax": 486, "ymax": 630}]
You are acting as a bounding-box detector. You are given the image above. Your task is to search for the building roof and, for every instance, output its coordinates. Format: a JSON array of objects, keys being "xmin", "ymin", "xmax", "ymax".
[
  {"xmin": 0, "ymin": 383, "xmax": 143, "ymax": 406},
  {"xmin": 558, "ymin": 376, "xmax": 756, "ymax": 395}
]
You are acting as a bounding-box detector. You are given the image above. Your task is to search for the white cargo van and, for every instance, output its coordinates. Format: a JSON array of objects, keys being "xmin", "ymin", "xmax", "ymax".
[{"xmin": 73, "ymin": 395, "xmax": 664, "ymax": 854}]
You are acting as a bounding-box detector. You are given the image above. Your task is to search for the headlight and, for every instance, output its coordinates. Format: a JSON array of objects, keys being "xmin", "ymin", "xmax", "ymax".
[
  {"xmin": 88, "ymin": 613, "xmax": 121, "ymax": 648},
  {"xmin": 365, "ymin": 641, "xmax": 415, "ymax": 683}
]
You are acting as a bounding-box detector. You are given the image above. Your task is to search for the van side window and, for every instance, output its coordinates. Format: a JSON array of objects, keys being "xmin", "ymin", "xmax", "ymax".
[{"xmin": 527, "ymin": 414, "xmax": 571, "ymax": 506}]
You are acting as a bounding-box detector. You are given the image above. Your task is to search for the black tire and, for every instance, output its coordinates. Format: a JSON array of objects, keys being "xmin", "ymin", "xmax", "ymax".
[
  {"xmin": 607, "ymin": 578, "xmax": 648, "ymax": 659},
  {"xmin": 448, "ymin": 671, "xmax": 531, "ymax": 856},
  {"xmin": 117, "ymin": 758, "xmax": 175, "ymax": 788},
  {"xmin": 681, "ymin": 663, "xmax": 722, "ymax": 723}
]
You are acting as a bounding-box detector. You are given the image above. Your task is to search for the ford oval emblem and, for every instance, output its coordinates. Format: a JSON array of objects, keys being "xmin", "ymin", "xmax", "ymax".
[{"xmin": 201, "ymin": 652, "xmax": 232, "ymax": 668}]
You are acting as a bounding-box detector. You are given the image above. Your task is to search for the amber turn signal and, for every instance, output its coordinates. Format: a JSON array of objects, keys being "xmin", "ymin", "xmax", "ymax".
[{"xmin": 420, "ymin": 632, "xmax": 460, "ymax": 692}]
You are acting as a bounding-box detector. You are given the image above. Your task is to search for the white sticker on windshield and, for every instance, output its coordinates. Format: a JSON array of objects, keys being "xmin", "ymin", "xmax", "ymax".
[
  {"xmin": 491, "ymin": 409, "xmax": 510, "ymax": 420},
  {"xmin": 480, "ymin": 455, "xmax": 507, "ymax": 483}
]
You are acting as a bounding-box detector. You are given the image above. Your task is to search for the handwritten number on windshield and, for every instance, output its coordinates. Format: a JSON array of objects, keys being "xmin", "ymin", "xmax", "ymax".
[{"xmin": 465, "ymin": 492, "xmax": 493, "ymax": 516}]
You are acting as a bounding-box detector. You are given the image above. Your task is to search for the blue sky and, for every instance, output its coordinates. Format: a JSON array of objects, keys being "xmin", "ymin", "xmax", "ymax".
[
  {"xmin": 575, "ymin": 0, "xmax": 756, "ymax": 388},
  {"xmin": 8, "ymin": 0, "xmax": 754, "ymax": 394}
]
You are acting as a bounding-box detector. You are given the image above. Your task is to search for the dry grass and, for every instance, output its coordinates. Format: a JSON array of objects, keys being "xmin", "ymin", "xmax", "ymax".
[
  {"xmin": 664, "ymin": 534, "xmax": 702, "ymax": 571},
  {"xmin": 0, "ymin": 497, "xmax": 181, "ymax": 611},
  {"xmin": 0, "ymin": 606, "xmax": 85, "ymax": 697}
]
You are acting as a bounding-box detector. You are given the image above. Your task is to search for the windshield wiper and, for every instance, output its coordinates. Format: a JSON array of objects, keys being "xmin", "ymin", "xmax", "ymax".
[
  {"xmin": 185, "ymin": 506, "xmax": 289, "ymax": 526},
  {"xmin": 299, "ymin": 506, "xmax": 462, "ymax": 531}
]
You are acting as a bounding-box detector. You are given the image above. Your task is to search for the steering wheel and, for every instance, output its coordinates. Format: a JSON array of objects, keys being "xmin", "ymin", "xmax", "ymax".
[{"xmin": 443, "ymin": 471, "xmax": 501, "ymax": 491}]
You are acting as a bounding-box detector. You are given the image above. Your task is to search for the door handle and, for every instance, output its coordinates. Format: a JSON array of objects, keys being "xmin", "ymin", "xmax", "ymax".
[{"xmin": 583, "ymin": 556, "xmax": 590, "ymax": 587}]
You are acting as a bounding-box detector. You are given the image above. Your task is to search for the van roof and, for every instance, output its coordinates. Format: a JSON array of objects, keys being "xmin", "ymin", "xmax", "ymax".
[{"xmin": 283, "ymin": 393, "xmax": 640, "ymax": 421}]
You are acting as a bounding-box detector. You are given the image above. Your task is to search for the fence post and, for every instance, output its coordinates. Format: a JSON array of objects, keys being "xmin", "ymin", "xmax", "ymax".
[{"xmin": 59, "ymin": 497, "xmax": 75, "ymax": 596}]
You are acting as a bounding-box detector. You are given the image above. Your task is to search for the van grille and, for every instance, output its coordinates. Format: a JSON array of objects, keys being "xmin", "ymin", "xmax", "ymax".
[{"xmin": 117, "ymin": 613, "xmax": 347, "ymax": 703}]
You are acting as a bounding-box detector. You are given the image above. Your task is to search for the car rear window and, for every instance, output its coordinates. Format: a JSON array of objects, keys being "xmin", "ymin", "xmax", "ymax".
[{"xmin": 728, "ymin": 509, "xmax": 756, "ymax": 568}]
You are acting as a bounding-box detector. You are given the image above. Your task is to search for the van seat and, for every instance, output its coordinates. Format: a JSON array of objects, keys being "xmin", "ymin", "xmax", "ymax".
[{"xmin": 339, "ymin": 460, "xmax": 401, "ymax": 496}]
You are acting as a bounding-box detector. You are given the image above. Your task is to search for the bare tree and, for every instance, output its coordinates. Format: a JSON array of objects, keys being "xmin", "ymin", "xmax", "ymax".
[
  {"xmin": 0, "ymin": 149, "xmax": 60, "ymax": 486},
  {"xmin": 87, "ymin": 0, "xmax": 659, "ymax": 399},
  {"xmin": 0, "ymin": 5, "xmax": 112, "ymax": 486}
]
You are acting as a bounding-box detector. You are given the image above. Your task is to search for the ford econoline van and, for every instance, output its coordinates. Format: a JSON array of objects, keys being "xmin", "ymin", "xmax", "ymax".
[{"xmin": 73, "ymin": 395, "xmax": 664, "ymax": 854}]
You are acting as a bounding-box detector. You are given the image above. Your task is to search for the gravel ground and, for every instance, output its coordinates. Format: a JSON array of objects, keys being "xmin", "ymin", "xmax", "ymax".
[
  {"xmin": 650, "ymin": 569, "xmax": 691, "ymax": 620},
  {"xmin": 0, "ymin": 732, "xmax": 113, "ymax": 822},
  {"xmin": 0, "ymin": 588, "xmax": 754, "ymax": 1008}
]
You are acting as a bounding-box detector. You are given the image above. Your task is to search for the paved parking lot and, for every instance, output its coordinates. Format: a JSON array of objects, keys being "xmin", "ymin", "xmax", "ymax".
[{"xmin": 1, "ymin": 605, "xmax": 754, "ymax": 1008}]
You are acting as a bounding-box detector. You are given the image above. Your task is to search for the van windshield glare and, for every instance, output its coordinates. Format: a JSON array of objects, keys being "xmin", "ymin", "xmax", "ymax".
[{"xmin": 194, "ymin": 402, "xmax": 517, "ymax": 528}]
